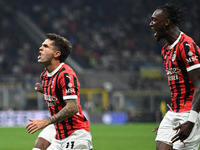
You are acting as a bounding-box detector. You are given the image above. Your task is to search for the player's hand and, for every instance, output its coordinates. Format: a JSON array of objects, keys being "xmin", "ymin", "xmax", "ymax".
[
  {"xmin": 171, "ymin": 121, "xmax": 194, "ymax": 143},
  {"xmin": 25, "ymin": 119, "xmax": 48, "ymax": 134},
  {"xmin": 152, "ymin": 125, "xmax": 159, "ymax": 132},
  {"xmin": 35, "ymin": 82, "xmax": 43, "ymax": 93}
]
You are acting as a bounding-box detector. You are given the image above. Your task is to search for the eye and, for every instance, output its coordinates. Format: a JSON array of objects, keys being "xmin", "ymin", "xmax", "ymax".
[
  {"xmin": 152, "ymin": 18, "xmax": 157, "ymax": 22},
  {"xmin": 43, "ymin": 44, "xmax": 48, "ymax": 48}
]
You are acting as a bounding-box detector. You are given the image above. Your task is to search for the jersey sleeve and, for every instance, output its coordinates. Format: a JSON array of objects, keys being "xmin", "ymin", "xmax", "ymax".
[
  {"xmin": 59, "ymin": 72, "xmax": 79, "ymax": 100},
  {"xmin": 179, "ymin": 41, "xmax": 200, "ymax": 72}
]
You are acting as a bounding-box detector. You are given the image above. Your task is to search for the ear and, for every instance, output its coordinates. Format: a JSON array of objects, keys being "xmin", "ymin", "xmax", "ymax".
[
  {"xmin": 54, "ymin": 51, "xmax": 61, "ymax": 58},
  {"xmin": 165, "ymin": 19, "xmax": 170, "ymax": 26}
]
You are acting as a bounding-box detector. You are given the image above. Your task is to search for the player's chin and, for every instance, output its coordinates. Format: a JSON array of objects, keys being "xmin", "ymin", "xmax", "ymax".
[
  {"xmin": 38, "ymin": 59, "xmax": 43, "ymax": 63},
  {"xmin": 155, "ymin": 35, "xmax": 162, "ymax": 42},
  {"xmin": 156, "ymin": 37, "xmax": 161, "ymax": 42}
]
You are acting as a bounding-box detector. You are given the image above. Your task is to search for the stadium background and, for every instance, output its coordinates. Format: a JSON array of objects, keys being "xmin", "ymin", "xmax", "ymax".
[{"xmin": 0, "ymin": 0, "xmax": 199, "ymax": 149}]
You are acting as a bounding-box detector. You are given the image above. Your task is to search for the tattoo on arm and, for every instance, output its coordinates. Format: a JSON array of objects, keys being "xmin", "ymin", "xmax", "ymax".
[{"xmin": 47, "ymin": 99, "xmax": 78, "ymax": 124}]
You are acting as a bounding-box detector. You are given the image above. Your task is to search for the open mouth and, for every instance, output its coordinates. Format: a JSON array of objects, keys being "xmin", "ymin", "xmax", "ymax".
[
  {"xmin": 154, "ymin": 31, "xmax": 158, "ymax": 37},
  {"xmin": 151, "ymin": 27, "xmax": 158, "ymax": 37},
  {"xmin": 38, "ymin": 52, "xmax": 41, "ymax": 59},
  {"xmin": 151, "ymin": 26, "xmax": 157, "ymax": 36}
]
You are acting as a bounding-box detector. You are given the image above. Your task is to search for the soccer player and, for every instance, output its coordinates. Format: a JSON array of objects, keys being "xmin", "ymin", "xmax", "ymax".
[
  {"xmin": 26, "ymin": 33, "xmax": 93, "ymax": 150},
  {"xmin": 150, "ymin": 3, "xmax": 200, "ymax": 150}
]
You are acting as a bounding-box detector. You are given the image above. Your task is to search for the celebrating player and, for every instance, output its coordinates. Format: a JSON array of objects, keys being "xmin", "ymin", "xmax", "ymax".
[
  {"xmin": 26, "ymin": 33, "xmax": 93, "ymax": 150},
  {"xmin": 150, "ymin": 3, "xmax": 200, "ymax": 150}
]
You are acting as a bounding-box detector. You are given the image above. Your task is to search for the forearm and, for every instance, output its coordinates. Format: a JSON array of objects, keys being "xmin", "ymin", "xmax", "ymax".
[
  {"xmin": 189, "ymin": 69, "xmax": 200, "ymax": 113},
  {"xmin": 45, "ymin": 100, "xmax": 78, "ymax": 125},
  {"xmin": 192, "ymin": 87, "xmax": 200, "ymax": 112},
  {"xmin": 187, "ymin": 87, "xmax": 200, "ymax": 124}
]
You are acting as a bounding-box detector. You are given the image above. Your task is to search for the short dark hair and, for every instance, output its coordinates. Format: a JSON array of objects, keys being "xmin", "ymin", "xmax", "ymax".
[
  {"xmin": 46, "ymin": 33, "xmax": 72, "ymax": 62},
  {"xmin": 159, "ymin": 3, "xmax": 186, "ymax": 25}
]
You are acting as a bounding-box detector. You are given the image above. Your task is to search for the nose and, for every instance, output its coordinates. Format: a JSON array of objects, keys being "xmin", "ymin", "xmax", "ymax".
[
  {"xmin": 39, "ymin": 46, "xmax": 42, "ymax": 51},
  {"xmin": 149, "ymin": 21, "xmax": 153, "ymax": 27}
]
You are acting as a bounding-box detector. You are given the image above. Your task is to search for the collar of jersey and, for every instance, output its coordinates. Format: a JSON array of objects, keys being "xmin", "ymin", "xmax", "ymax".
[
  {"xmin": 47, "ymin": 62, "xmax": 64, "ymax": 77},
  {"xmin": 168, "ymin": 32, "xmax": 183, "ymax": 49}
]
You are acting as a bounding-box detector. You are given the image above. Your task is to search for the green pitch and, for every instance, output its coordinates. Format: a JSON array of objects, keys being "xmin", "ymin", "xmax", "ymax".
[{"xmin": 0, "ymin": 123, "xmax": 158, "ymax": 150}]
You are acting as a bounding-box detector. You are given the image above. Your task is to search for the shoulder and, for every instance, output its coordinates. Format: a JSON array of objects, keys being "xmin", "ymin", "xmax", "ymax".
[
  {"xmin": 175, "ymin": 33, "xmax": 200, "ymax": 54},
  {"xmin": 180, "ymin": 33, "xmax": 196, "ymax": 45},
  {"xmin": 58, "ymin": 64, "xmax": 78, "ymax": 79}
]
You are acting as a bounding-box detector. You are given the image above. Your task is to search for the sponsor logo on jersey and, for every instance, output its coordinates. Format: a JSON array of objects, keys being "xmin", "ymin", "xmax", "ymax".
[
  {"xmin": 66, "ymin": 88, "xmax": 75, "ymax": 94},
  {"xmin": 185, "ymin": 43, "xmax": 191, "ymax": 47},
  {"xmin": 186, "ymin": 51, "xmax": 198, "ymax": 63},
  {"xmin": 68, "ymin": 83, "xmax": 72, "ymax": 87},
  {"xmin": 166, "ymin": 67, "xmax": 181, "ymax": 75},
  {"xmin": 43, "ymin": 94, "xmax": 58, "ymax": 101},
  {"xmin": 188, "ymin": 51, "xmax": 193, "ymax": 56},
  {"xmin": 43, "ymin": 94, "xmax": 58, "ymax": 106},
  {"xmin": 166, "ymin": 67, "xmax": 181, "ymax": 81},
  {"xmin": 168, "ymin": 74, "xmax": 179, "ymax": 81},
  {"xmin": 66, "ymin": 75, "xmax": 71, "ymax": 79}
]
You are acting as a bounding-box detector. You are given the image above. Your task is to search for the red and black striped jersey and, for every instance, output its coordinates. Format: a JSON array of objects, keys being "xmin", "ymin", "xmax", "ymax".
[
  {"xmin": 161, "ymin": 32, "xmax": 200, "ymax": 113},
  {"xmin": 40, "ymin": 63, "xmax": 90, "ymax": 140}
]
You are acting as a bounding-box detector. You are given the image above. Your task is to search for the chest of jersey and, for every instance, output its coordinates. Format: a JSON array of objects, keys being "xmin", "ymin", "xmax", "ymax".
[
  {"xmin": 163, "ymin": 48, "xmax": 182, "ymax": 82},
  {"xmin": 42, "ymin": 76, "xmax": 60, "ymax": 107}
]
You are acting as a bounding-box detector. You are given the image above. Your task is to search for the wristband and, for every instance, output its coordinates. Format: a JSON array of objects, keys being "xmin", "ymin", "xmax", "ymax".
[{"xmin": 188, "ymin": 110, "xmax": 198, "ymax": 123}]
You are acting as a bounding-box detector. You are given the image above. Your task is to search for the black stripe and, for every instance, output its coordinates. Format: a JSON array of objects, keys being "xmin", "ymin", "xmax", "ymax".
[
  {"xmin": 73, "ymin": 76, "xmax": 78, "ymax": 95},
  {"xmin": 172, "ymin": 45, "xmax": 181, "ymax": 112},
  {"xmin": 177, "ymin": 52, "xmax": 191, "ymax": 105},
  {"xmin": 179, "ymin": 36, "xmax": 185, "ymax": 44},
  {"xmin": 193, "ymin": 43, "xmax": 200, "ymax": 63},
  {"xmin": 68, "ymin": 117, "xmax": 74, "ymax": 129},
  {"xmin": 55, "ymin": 122, "xmax": 62, "ymax": 140},
  {"xmin": 49, "ymin": 74, "xmax": 62, "ymax": 140},
  {"xmin": 165, "ymin": 46, "xmax": 175, "ymax": 110},
  {"xmin": 64, "ymin": 73, "xmax": 71, "ymax": 95},
  {"xmin": 84, "ymin": 116, "xmax": 87, "ymax": 121},
  {"xmin": 178, "ymin": 38, "xmax": 191, "ymax": 104},
  {"xmin": 56, "ymin": 69, "xmax": 67, "ymax": 107},
  {"xmin": 40, "ymin": 71, "xmax": 46, "ymax": 81},
  {"xmin": 44, "ymin": 75, "xmax": 54, "ymax": 116}
]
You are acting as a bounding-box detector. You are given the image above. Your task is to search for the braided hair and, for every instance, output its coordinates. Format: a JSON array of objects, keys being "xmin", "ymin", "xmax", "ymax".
[{"xmin": 159, "ymin": 3, "xmax": 186, "ymax": 25}]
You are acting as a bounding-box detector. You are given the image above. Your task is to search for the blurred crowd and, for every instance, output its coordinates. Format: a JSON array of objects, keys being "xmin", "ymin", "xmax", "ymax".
[{"xmin": 0, "ymin": 0, "xmax": 200, "ymax": 76}]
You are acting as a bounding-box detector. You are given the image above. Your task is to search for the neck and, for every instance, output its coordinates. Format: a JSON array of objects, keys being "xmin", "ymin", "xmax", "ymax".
[
  {"xmin": 45, "ymin": 61, "xmax": 61, "ymax": 73},
  {"xmin": 165, "ymin": 26, "xmax": 181, "ymax": 45}
]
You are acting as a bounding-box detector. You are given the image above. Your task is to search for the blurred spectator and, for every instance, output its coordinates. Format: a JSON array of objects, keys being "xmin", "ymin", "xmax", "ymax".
[{"xmin": 0, "ymin": 0, "xmax": 199, "ymax": 76}]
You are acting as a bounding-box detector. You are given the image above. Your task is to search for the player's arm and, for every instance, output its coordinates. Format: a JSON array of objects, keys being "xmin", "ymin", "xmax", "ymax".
[
  {"xmin": 172, "ymin": 68, "xmax": 200, "ymax": 143},
  {"xmin": 152, "ymin": 125, "xmax": 159, "ymax": 132},
  {"xmin": 44, "ymin": 72, "xmax": 79, "ymax": 124},
  {"xmin": 45, "ymin": 99, "xmax": 78, "ymax": 124},
  {"xmin": 189, "ymin": 68, "xmax": 200, "ymax": 114},
  {"xmin": 26, "ymin": 99, "xmax": 78, "ymax": 134}
]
